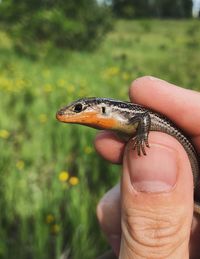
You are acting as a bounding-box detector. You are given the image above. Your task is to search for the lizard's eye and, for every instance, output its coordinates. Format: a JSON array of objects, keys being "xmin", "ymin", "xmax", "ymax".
[{"xmin": 73, "ymin": 103, "xmax": 83, "ymax": 113}]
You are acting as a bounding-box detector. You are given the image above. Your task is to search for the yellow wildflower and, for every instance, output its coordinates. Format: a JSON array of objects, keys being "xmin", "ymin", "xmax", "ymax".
[
  {"xmin": 15, "ymin": 79, "xmax": 25, "ymax": 91},
  {"xmin": 44, "ymin": 84, "xmax": 53, "ymax": 93},
  {"xmin": 46, "ymin": 214, "xmax": 55, "ymax": 224},
  {"xmin": 102, "ymin": 66, "xmax": 120, "ymax": 79},
  {"xmin": 0, "ymin": 77, "xmax": 12, "ymax": 92},
  {"xmin": 51, "ymin": 224, "xmax": 60, "ymax": 234},
  {"xmin": 16, "ymin": 160, "xmax": 25, "ymax": 170},
  {"xmin": 69, "ymin": 176, "xmax": 79, "ymax": 186},
  {"xmin": 59, "ymin": 171, "xmax": 69, "ymax": 182},
  {"xmin": 84, "ymin": 146, "xmax": 93, "ymax": 154},
  {"xmin": 39, "ymin": 114, "xmax": 47, "ymax": 123},
  {"xmin": 0, "ymin": 129, "xmax": 10, "ymax": 139},
  {"xmin": 57, "ymin": 79, "xmax": 65, "ymax": 87},
  {"xmin": 122, "ymin": 72, "xmax": 130, "ymax": 81}
]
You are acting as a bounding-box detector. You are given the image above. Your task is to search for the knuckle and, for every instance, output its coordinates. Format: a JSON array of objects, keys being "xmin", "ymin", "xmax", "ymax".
[{"xmin": 122, "ymin": 207, "xmax": 189, "ymax": 258}]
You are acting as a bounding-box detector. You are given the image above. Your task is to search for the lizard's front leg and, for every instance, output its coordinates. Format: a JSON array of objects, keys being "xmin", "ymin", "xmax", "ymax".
[{"xmin": 129, "ymin": 112, "xmax": 151, "ymax": 156}]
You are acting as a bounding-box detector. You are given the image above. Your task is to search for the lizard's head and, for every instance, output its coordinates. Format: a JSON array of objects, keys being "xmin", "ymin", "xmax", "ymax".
[{"xmin": 56, "ymin": 97, "xmax": 119, "ymax": 130}]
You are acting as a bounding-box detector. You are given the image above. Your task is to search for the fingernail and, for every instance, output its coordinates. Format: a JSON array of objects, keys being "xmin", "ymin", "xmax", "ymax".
[
  {"xmin": 126, "ymin": 144, "xmax": 178, "ymax": 192},
  {"xmin": 148, "ymin": 76, "xmax": 165, "ymax": 82}
]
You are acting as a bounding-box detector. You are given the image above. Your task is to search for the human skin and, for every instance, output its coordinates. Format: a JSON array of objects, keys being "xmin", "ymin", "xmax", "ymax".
[{"xmin": 95, "ymin": 76, "xmax": 200, "ymax": 259}]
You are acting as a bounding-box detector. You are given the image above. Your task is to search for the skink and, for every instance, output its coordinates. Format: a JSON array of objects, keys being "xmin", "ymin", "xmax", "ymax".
[{"xmin": 56, "ymin": 97, "xmax": 200, "ymax": 214}]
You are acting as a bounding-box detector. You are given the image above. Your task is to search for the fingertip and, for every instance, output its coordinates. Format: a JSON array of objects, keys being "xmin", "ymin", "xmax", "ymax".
[
  {"xmin": 96, "ymin": 185, "xmax": 121, "ymax": 256},
  {"xmin": 129, "ymin": 76, "xmax": 200, "ymax": 135},
  {"xmin": 96, "ymin": 184, "xmax": 121, "ymax": 230},
  {"xmin": 130, "ymin": 75, "xmax": 160, "ymax": 89},
  {"xmin": 94, "ymin": 131, "xmax": 125, "ymax": 164},
  {"xmin": 129, "ymin": 76, "xmax": 171, "ymax": 103},
  {"xmin": 122, "ymin": 132, "xmax": 194, "ymax": 213}
]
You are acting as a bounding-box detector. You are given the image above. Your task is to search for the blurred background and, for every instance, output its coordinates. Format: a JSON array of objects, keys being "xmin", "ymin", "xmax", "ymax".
[{"xmin": 0, "ymin": 0, "xmax": 200, "ymax": 258}]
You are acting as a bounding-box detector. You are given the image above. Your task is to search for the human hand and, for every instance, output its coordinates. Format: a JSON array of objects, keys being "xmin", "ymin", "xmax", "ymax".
[{"xmin": 95, "ymin": 76, "xmax": 200, "ymax": 259}]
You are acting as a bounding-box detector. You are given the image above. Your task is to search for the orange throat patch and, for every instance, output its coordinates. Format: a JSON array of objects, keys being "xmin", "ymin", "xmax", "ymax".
[{"xmin": 56, "ymin": 111, "xmax": 118, "ymax": 130}]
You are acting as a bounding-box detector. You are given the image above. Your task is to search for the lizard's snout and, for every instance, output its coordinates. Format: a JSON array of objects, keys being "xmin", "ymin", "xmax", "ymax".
[
  {"xmin": 56, "ymin": 108, "xmax": 66, "ymax": 121},
  {"xmin": 57, "ymin": 108, "xmax": 65, "ymax": 116}
]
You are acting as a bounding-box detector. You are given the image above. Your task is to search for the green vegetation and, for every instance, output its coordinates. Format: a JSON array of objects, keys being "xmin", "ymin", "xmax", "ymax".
[
  {"xmin": 0, "ymin": 19, "xmax": 200, "ymax": 258},
  {"xmin": 0, "ymin": 0, "xmax": 112, "ymax": 55},
  {"xmin": 112, "ymin": 0, "xmax": 193, "ymax": 18}
]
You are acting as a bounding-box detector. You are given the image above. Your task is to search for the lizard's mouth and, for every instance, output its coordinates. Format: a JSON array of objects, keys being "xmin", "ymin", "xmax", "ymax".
[{"xmin": 56, "ymin": 109, "xmax": 117, "ymax": 130}]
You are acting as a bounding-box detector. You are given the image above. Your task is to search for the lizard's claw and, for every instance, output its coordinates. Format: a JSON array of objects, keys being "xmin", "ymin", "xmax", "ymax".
[{"xmin": 131, "ymin": 134, "xmax": 150, "ymax": 156}]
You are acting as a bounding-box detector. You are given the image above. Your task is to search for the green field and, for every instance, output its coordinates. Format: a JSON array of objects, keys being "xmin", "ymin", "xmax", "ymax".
[{"xmin": 0, "ymin": 19, "xmax": 200, "ymax": 258}]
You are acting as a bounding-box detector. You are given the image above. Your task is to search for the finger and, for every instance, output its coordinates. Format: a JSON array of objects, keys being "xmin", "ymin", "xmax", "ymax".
[
  {"xmin": 129, "ymin": 76, "xmax": 200, "ymax": 211},
  {"xmin": 129, "ymin": 76, "xmax": 200, "ymax": 137},
  {"xmin": 95, "ymin": 131, "xmax": 125, "ymax": 164},
  {"xmin": 120, "ymin": 132, "xmax": 194, "ymax": 258},
  {"xmin": 96, "ymin": 184, "xmax": 121, "ymax": 256}
]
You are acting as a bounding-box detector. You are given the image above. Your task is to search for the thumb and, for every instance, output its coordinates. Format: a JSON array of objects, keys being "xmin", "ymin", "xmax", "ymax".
[{"xmin": 120, "ymin": 132, "xmax": 194, "ymax": 259}]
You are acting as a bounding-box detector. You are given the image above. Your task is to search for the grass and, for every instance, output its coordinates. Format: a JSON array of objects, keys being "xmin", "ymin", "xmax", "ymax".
[{"xmin": 0, "ymin": 19, "xmax": 200, "ymax": 258}]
